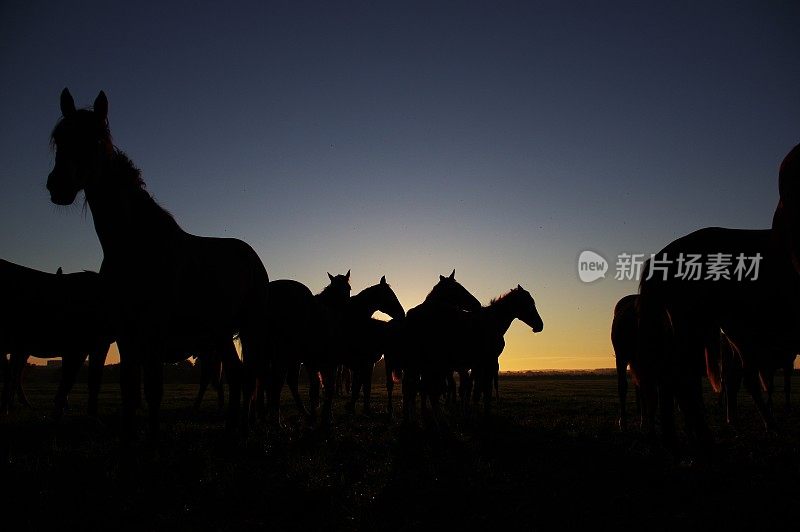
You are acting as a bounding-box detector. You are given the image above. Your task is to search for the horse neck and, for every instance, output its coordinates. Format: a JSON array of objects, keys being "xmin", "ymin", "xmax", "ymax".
[
  {"xmin": 483, "ymin": 297, "xmax": 517, "ymax": 336},
  {"xmin": 315, "ymin": 291, "xmax": 347, "ymax": 314},
  {"xmin": 86, "ymin": 156, "xmax": 183, "ymax": 258},
  {"xmin": 348, "ymin": 288, "xmax": 380, "ymax": 318},
  {"xmin": 425, "ymin": 286, "xmax": 480, "ymax": 311}
]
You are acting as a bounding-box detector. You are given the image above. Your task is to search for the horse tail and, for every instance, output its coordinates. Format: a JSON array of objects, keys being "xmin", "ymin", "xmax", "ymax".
[{"xmin": 705, "ymin": 343, "xmax": 722, "ymax": 394}]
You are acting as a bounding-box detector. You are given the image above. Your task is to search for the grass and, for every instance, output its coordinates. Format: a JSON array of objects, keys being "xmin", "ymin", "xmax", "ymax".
[{"xmin": 2, "ymin": 375, "xmax": 799, "ymax": 531}]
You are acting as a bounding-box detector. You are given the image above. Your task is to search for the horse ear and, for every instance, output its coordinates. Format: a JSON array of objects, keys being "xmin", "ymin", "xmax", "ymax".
[
  {"xmin": 328, "ymin": 272, "xmax": 334, "ymax": 282},
  {"xmin": 449, "ymin": 269, "xmax": 456, "ymax": 279},
  {"xmin": 94, "ymin": 91, "xmax": 108, "ymax": 121},
  {"xmin": 56, "ymin": 267, "xmax": 63, "ymax": 275},
  {"xmin": 380, "ymin": 275, "xmax": 386, "ymax": 284},
  {"xmin": 439, "ymin": 275, "xmax": 445, "ymax": 281},
  {"xmin": 517, "ymin": 284, "xmax": 522, "ymax": 290},
  {"xmin": 346, "ymin": 270, "xmax": 350, "ymax": 281},
  {"xmin": 60, "ymin": 88, "xmax": 76, "ymax": 116}
]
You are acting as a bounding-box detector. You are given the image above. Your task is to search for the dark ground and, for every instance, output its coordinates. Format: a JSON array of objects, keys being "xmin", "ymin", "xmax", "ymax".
[{"xmin": 2, "ymin": 373, "xmax": 799, "ymax": 531}]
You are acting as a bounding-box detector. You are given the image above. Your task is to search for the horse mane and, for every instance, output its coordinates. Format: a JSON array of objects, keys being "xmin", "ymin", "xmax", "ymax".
[
  {"xmin": 108, "ymin": 149, "xmax": 146, "ymax": 190},
  {"xmin": 318, "ymin": 283, "xmax": 339, "ymax": 298},
  {"xmin": 489, "ymin": 289, "xmax": 518, "ymax": 307},
  {"xmin": 424, "ymin": 285, "xmax": 439, "ymax": 301}
]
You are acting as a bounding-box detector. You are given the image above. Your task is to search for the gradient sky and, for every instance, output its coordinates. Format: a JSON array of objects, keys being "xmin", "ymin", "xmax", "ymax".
[{"xmin": 1, "ymin": 1, "xmax": 799, "ymax": 369}]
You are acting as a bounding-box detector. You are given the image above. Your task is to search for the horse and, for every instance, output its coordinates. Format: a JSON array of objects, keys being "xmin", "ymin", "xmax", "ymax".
[
  {"xmin": 636, "ymin": 143, "xmax": 800, "ymax": 456},
  {"xmin": 401, "ymin": 285, "xmax": 543, "ymax": 425},
  {"xmin": 0, "ymin": 260, "xmax": 112, "ymax": 418},
  {"xmin": 261, "ymin": 271, "xmax": 351, "ymax": 424},
  {"xmin": 314, "ymin": 275, "xmax": 404, "ymax": 420},
  {"xmin": 375, "ymin": 271, "xmax": 483, "ymax": 417},
  {"xmin": 422, "ymin": 270, "xmax": 483, "ymax": 408},
  {"xmin": 46, "ymin": 89, "xmax": 270, "ymax": 438},
  {"xmin": 339, "ymin": 278, "xmax": 406, "ymax": 415}
]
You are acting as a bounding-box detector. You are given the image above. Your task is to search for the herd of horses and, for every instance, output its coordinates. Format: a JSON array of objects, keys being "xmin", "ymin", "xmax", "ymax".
[
  {"xmin": 613, "ymin": 142, "xmax": 800, "ymax": 456},
  {"xmin": 2, "ymin": 89, "xmax": 798, "ymax": 459},
  {"xmin": 0, "ymin": 89, "xmax": 544, "ymax": 439}
]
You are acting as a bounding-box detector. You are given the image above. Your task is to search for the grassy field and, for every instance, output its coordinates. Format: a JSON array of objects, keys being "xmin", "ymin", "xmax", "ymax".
[{"xmin": 2, "ymin": 374, "xmax": 799, "ymax": 531}]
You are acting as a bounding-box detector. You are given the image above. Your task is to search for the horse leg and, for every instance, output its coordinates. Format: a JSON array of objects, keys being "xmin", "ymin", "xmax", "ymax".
[
  {"xmin": 264, "ymin": 355, "xmax": 287, "ymax": 427},
  {"xmin": 220, "ymin": 341, "xmax": 242, "ymax": 433},
  {"xmin": 343, "ymin": 365, "xmax": 351, "ymax": 396},
  {"xmin": 493, "ymin": 366, "xmax": 500, "ymax": 404},
  {"xmin": 214, "ymin": 358, "xmax": 225, "ymax": 413},
  {"xmin": 742, "ymin": 365, "xmax": 777, "ymax": 432},
  {"xmin": 87, "ymin": 344, "xmax": 107, "ymax": 417},
  {"xmin": 347, "ymin": 365, "xmax": 363, "ymax": 414},
  {"xmin": 386, "ymin": 361, "xmax": 394, "ymax": 418},
  {"xmin": 763, "ymin": 367, "xmax": 776, "ymax": 417},
  {"xmin": 724, "ymin": 352, "xmax": 743, "ymax": 426},
  {"xmin": 481, "ymin": 368, "xmax": 494, "ymax": 416},
  {"xmin": 335, "ymin": 365, "xmax": 343, "ymax": 397},
  {"xmin": 307, "ymin": 366, "xmax": 321, "ymax": 418},
  {"xmin": 117, "ymin": 340, "xmax": 141, "ymax": 442},
  {"xmin": 363, "ymin": 362, "xmax": 374, "ymax": 415},
  {"xmin": 402, "ymin": 371, "xmax": 417, "ymax": 422},
  {"xmin": 471, "ymin": 367, "xmax": 483, "ymax": 405},
  {"xmin": 142, "ymin": 356, "xmax": 164, "ymax": 439},
  {"xmin": 3, "ymin": 353, "xmax": 24, "ymax": 413},
  {"xmin": 658, "ymin": 378, "xmax": 678, "ymax": 454},
  {"xmin": 784, "ymin": 357, "xmax": 794, "ymax": 412},
  {"xmin": 194, "ymin": 356, "xmax": 211, "ymax": 412},
  {"xmin": 445, "ymin": 372, "xmax": 456, "ymax": 407},
  {"xmin": 616, "ymin": 356, "xmax": 629, "ymax": 430},
  {"xmin": 13, "ymin": 354, "xmax": 33, "ymax": 408},
  {"xmin": 287, "ymin": 360, "xmax": 310, "ymax": 418},
  {"xmin": 320, "ymin": 366, "xmax": 336, "ymax": 426},
  {"xmin": 54, "ymin": 352, "xmax": 86, "ymax": 420},
  {"xmin": 677, "ymin": 374, "xmax": 712, "ymax": 461},
  {"xmin": 0, "ymin": 353, "xmax": 9, "ymax": 414}
]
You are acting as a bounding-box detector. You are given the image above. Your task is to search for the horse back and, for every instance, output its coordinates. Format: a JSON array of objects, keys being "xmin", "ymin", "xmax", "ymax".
[{"xmin": 0, "ymin": 260, "xmax": 111, "ymax": 355}]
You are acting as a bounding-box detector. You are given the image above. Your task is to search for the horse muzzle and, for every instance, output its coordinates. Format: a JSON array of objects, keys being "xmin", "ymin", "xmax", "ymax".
[
  {"xmin": 48, "ymin": 188, "xmax": 79, "ymax": 206},
  {"xmin": 47, "ymin": 170, "xmax": 80, "ymax": 205}
]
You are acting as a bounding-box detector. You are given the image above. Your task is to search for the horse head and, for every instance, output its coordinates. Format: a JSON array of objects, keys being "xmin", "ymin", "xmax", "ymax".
[
  {"xmin": 47, "ymin": 89, "xmax": 113, "ymax": 206},
  {"xmin": 774, "ymin": 143, "xmax": 800, "ymax": 274},
  {"xmin": 426, "ymin": 269, "xmax": 481, "ymax": 311},
  {"xmin": 509, "ymin": 285, "xmax": 544, "ymax": 333},
  {"xmin": 324, "ymin": 269, "xmax": 352, "ymax": 303},
  {"xmin": 371, "ymin": 275, "xmax": 405, "ymax": 320}
]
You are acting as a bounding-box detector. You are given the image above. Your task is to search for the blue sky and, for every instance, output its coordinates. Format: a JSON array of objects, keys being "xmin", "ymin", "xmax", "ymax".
[{"xmin": 1, "ymin": 1, "xmax": 798, "ymax": 368}]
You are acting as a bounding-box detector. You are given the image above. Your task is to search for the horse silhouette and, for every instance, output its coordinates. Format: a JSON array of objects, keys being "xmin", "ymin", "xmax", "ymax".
[
  {"xmin": 422, "ymin": 270, "xmax": 483, "ymax": 407},
  {"xmin": 636, "ymin": 142, "xmax": 800, "ymax": 455},
  {"xmin": 401, "ymin": 285, "xmax": 543, "ymax": 425},
  {"xmin": 0, "ymin": 260, "xmax": 112, "ymax": 418},
  {"xmin": 46, "ymin": 89, "xmax": 270, "ymax": 438},
  {"xmin": 616, "ymin": 294, "xmax": 794, "ymax": 435},
  {"xmin": 261, "ymin": 271, "xmax": 351, "ymax": 425},
  {"xmin": 376, "ymin": 271, "xmax": 484, "ymax": 417},
  {"xmin": 337, "ymin": 276, "xmax": 405, "ymax": 415}
]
